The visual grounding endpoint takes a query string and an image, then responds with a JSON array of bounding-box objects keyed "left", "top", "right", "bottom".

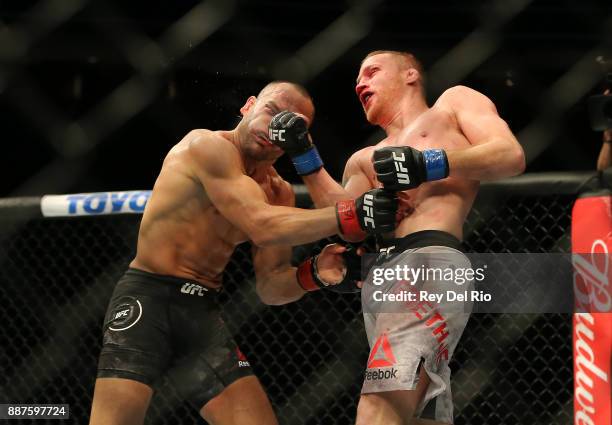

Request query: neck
[
  {"left": 381, "top": 90, "right": 428, "bottom": 137},
  {"left": 227, "top": 126, "right": 274, "bottom": 178},
  {"left": 248, "top": 158, "right": 275, "bottom": 180}
]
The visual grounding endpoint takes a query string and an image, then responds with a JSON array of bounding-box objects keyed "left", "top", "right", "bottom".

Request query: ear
[
  {"left": 404, "top": 68, "right": 420, "bottom": 85},
  {"left": 240, "top": 96, "right": 257, "bottom": 116}
]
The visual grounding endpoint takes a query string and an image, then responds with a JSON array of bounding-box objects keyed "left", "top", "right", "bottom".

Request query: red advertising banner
[{"left": 572, "top": 192, "right": 612, "bottom": 425}]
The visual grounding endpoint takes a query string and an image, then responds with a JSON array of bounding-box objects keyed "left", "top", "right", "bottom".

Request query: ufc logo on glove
[
  {"left": 392, "top": 152, "right": 411, "bottom": 185},
  {"left": 362, "top": 193, "right": 375, "bottom": 229},
  {"left": 269, "top": 128, "right": 286, "bottom": 142}
]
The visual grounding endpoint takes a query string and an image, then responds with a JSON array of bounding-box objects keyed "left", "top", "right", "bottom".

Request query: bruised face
[
  {"left": 240, "top": 83, "right": 314, "bottom": 162},
  {"left": 355, "top": 53, "right": 412, "bottom": 126}
]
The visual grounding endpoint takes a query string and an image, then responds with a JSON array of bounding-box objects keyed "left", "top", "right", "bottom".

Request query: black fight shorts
[{"left": 97, "top": 268, "right": 253, "bottom": 408}]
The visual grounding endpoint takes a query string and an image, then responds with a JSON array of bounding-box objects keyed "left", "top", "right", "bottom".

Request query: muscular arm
[
  {"left": 445, "top": 86, "right": 526, "bottom": 180},
  {"left": 251, "top": 179, "right": 305, "bottom": 305},
  {"left": 253, "top": 244, "right": 304, "bottom": 305},
  {"left": 301, "top": 153, "right": 373, "bottom": 207},
  {"left": 188, "top": 130, "right": 339, "bottom": 247},
  {"left": 301, "top": 153, "right": 375, "bottom": 243}
]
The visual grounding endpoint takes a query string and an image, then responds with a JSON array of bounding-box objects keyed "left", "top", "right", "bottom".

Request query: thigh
[
  {"left": 166, "top": 295, "right": 255, "bottom": 409},
  {"left": 200, "top": 375, "right": 278, "bottom": 425},
  {"left": 89, "top": 377, "right": 153, "bottom": 425},
  {"left": 97, "top": 278, "right": 172, "bottom": 386},
  {"left": 360, "top": 248, "right": 472, "bottom": 423}
]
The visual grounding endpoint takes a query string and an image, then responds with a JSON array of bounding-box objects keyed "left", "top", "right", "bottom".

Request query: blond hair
[{"left": 362, "top": 50, "right": 425, "bottom": 93}]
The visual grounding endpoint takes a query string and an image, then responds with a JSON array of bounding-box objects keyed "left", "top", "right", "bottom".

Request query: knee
[
  {"left": 200, "top": 392, "right": 228, "bottom": 424},
  {"left": 199, "top": 377, "right": 277, "bottom": 425},
  {"left": 356, "top": 394, "right": 380, "bottom": 423},
  {"left": 199, "top": 376, "right": 250, "bottom": 420},
  {"left": 89, "top": 378, "right": 152, "bottom": 425}
]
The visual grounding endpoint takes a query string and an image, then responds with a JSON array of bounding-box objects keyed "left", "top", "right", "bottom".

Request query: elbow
[
  {"left": 255, "top": 280, "right": 284, "bottom": 306},
  {"left": 255, "top": 289, "right": 276, "bottom": 305},
  {"left": 498, "top": 140, "right": 525, "bottom": 177},
  {"left": 510, "top": 144, "right": 526, "bottom": 176},
  {"left": 257, "top": 294, "right": 284, "bottom": 306}
]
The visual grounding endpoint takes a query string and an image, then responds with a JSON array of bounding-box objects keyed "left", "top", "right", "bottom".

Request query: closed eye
[{"left": 266, "top": 102, "right": 282, "bottom": 115}]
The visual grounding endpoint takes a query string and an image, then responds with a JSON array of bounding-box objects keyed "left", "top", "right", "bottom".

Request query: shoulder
[
  {"left": 342, "top": 145, "right": 378, "bottom": 184},
  {"left": 186, "top": 130, "right": 242, "bottom": 176},
  {"left": 437, "top": 85, "right": 497, "bottom": 113},
  {"left": 187, "top": 129, "right": 237, "bottom": 155},
  {"left": 347, "top": 145, "right": 377, "bottom": 167},
  {"left": 439, "top": 85, "right": 489, "bottom": 101}
]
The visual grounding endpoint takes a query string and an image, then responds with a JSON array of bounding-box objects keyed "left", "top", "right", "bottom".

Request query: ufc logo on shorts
[
  {"left": 380, "top": 246, "right": 395, "bottom": 256},
  {"left": 392, "top": 152, "right": 410, "bottom": 185},
  {"left": 114, "top": 309, "right": 130, "bottom": 319},
  {"left": 181, "top": 283, "right": 208, "bottom": 296},
  {"left": 363, "top": 193, "right": 375, "bottom": 229},
  {"left": 269, "top": 128, "right": 285, "bottom": 142}
]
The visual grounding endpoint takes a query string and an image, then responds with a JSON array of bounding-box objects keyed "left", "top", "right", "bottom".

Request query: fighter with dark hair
[{"left": 89, "top": 81, "right": 398, "bottom": 425}]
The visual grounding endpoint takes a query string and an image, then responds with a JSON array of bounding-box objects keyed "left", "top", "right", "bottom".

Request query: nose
[{"left": 355, "top": 81, "right": 367, "bottom": 97}]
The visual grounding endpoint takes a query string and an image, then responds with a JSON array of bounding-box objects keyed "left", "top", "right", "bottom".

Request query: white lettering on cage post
[{"left": 41, "top": 191, "right": 151, "bottom": 217}]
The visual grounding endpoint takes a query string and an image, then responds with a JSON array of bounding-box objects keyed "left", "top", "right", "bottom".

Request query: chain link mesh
[{"left": 0, "top": 192, "right": 574, "bottom": 424}]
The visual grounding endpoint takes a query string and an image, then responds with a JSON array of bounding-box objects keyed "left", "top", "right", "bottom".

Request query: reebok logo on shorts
[
  {"left": 364, "top": 368, "right": 398, "bottom": 380},
  {"left": 367, "top": 333, "right": 396, "bottom": 368},
  {"left": 236, "top": 347, "right": 250, "bottom": 368},
  {"left": 365, "top": 333, "right": 398, "bottom": 381}
]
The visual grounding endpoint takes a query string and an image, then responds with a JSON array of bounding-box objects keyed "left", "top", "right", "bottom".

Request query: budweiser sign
[
  {"left": 574, "top": 312, "right": 609, "bottom": 425},
  {"left": 573, "top": 240, "right": 611, "bottom": 313},
  {"left": 572, "top": 194, "right": 612, "bottom": 425}
]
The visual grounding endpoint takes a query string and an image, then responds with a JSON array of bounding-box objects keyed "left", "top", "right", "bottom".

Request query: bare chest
[
  {"left": 359, "top": 109, "right": 469, "bottom": 184},
  {"left": 391, "top": 109, "right": 468, "bottom": 151}
]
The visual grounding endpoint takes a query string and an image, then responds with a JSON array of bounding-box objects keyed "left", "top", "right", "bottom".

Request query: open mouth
[{"left": 360, "top": 91, "right": 374, "bottom": 109}]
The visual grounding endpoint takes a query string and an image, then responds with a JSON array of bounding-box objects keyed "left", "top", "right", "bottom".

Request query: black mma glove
[
  {"left": 268, "top": 110, "right": 323, "bottom": 175},
  {"left": 329, "top": 246, "right": 362, "bottom": 293},
  {"left": 335, "top": 189, "right": 397, "bottom": 240},
  {"left": 372, "top": 146, "right": 449, "bottom": 191},
  {"left": 296, "top": 246, "right": 363, "bottom": 293}
]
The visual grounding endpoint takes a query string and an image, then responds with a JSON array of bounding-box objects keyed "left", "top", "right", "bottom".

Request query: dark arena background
[{"left": 1, "top": 1, "right": 611, "bottom": 424}]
